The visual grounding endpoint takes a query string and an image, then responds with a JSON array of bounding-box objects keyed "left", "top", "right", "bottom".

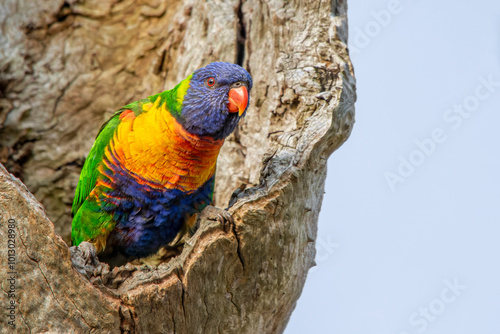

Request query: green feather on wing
[
  {"left": 71, "top": 100, "right": 145, "bottom": 217},
  {"left": 71, "top": 112, "right": 120, "bottom": 217}
]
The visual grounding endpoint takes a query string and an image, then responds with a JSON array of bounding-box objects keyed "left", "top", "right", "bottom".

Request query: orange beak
[{"left": 227, "top": 86, "right": 248, "bottom": 116}]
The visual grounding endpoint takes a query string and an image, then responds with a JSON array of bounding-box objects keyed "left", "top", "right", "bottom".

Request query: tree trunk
[{"left": 0, "top": 0, "right": 355, "bottom": 332}]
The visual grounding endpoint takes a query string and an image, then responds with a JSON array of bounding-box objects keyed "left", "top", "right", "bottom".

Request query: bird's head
[{"left": 177, "top": 62, "right": 252, "bottom": 140}]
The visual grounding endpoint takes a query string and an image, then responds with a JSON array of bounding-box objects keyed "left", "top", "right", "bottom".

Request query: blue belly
[{"left": 101, "top": 171, "right": 214, "bottom": 259}]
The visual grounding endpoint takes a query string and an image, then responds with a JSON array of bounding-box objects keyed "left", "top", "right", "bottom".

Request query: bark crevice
[{"left": 236, "top": 1, "right": 247, "bottom": 67}]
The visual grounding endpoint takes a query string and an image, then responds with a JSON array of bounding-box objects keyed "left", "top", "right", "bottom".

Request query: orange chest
[{"left": 106, "top": 105, "right": 223, "bottom": 192}]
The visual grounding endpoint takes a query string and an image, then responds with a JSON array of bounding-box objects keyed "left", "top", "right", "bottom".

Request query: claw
[
  {"left": 198, "top": 205, "right": 235, "bottom": 234},
  {"left": 79, "top": 241, "right": 99, "bottom": 266},
  {"left": 70, "top": 241, "right": 103, "bottom": 278},
  {"left": 216, "top": 211, "right": 234, "bottom": 233}
]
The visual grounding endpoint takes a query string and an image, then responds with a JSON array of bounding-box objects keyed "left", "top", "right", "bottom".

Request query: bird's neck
[{"left": 149, "top": 74, "right": 192, "bottom": 118}]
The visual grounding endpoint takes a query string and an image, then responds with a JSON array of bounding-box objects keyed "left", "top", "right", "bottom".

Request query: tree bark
[{"left": 0, "top": 0, "right": 355, "bottom": 332}]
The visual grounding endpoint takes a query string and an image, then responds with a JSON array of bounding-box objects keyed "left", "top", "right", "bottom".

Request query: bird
[{"left": 71, "top": 62, "right": 252, "bottom": 264}]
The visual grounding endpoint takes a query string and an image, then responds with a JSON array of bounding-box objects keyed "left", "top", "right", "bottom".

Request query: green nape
[{"left": 149, "top": 74, "right": 192, "bottom": 117}]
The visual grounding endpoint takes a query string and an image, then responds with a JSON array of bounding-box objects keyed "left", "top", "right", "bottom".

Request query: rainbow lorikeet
[{"left": 71, "top": 62, "right": 252, "bottom": 262}]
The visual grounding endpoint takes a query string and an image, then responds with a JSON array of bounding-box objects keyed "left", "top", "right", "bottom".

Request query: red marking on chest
[{"left": 119, "top": 109, "right": 135, "bottom": 121}]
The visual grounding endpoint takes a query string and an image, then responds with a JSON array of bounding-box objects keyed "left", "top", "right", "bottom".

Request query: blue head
[{"left": 179, "top": 62, "right": 252, "bottom": 140}]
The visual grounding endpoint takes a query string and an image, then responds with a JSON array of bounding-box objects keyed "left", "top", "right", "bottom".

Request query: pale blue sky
[{"left": 287, "top": 0, "right": 500, "bottom": 333}]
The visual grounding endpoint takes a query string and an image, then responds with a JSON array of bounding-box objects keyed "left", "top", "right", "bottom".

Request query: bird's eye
[{"left": 206, "top": 77, "right": 216, "bottom": 87}]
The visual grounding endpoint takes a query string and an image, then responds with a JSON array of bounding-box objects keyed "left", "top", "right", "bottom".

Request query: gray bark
[{"left": 0, "top": 0, "right": 355, "bottom": 332}]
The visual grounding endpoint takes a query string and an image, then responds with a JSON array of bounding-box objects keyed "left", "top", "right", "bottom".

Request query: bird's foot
[
  {"left": 70, "top": 241, "right": 104, "bottom": 278},
  {"left": 198, "top": 205, "right": 235, "bottom": 234},
  {"left": 80, "top": 241, "right": 99, "bottom": 266}
]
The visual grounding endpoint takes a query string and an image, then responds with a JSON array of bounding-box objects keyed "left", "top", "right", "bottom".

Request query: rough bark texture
[{"left": 0, "top": 0, "right": 355, "bottom": 332}]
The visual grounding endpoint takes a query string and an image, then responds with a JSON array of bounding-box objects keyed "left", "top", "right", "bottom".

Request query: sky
[{"left": 286, "top": 0, "right": 500, "bottom": 333}]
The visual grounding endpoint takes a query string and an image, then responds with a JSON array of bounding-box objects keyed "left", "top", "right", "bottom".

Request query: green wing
[
  {"left": 71, "top": 101, "right": 144, "bottom": 217},
  {"left": 71, "top": 113, "right": 119, "bottom": 217}
]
